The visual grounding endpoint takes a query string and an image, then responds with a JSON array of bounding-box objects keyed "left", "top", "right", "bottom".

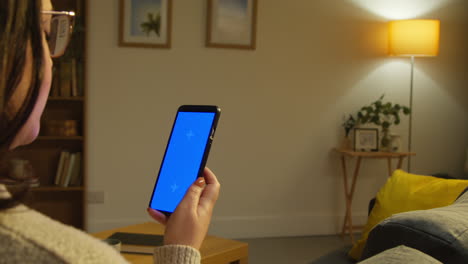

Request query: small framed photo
[
  {"left": 354, "top": 128, "right": 379, "bottom": 152},
  {"left": 206, "top": 0, "right": 258, "bottom": 50},
  {"left": 119, "top": 0, "right": 172, "bottom": 48}
]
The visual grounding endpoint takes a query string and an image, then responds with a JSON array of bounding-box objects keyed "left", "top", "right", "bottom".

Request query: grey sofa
[{"left": 310, "top": 188, "right": 468, "bottom": 264}]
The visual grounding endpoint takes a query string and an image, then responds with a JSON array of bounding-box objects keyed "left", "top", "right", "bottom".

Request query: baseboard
[
  {"left": 87, "top": 213, "right": 368, "bottom": 239},
  {"left": 210, "top": 212, "right": 368, "bottom": 239}
]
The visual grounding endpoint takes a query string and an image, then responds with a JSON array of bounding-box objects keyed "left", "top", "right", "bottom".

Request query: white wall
[{"left": 86, "top": 0, "right": 468, "bottom": 238}]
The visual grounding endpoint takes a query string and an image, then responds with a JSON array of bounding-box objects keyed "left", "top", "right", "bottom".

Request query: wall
[{"left": 86, "top": 0, "right": 468, "bottom": 238}]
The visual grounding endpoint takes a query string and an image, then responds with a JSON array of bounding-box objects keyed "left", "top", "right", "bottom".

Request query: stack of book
[
  {"left": 50, "top": 58, "right": 83, "bottom": 97},
  {"left": 106, "top": 232, "right": 164, "bottom": 254},
  {"left": 55, "top": 151, "right": 82, "bottom": 187}
]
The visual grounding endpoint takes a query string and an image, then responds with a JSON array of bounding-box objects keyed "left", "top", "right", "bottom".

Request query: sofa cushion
[
  {"left": 361, "top": 191, "right": 468, "bottom": 263},
  {"left": 359, "top": 245, "right": 441, "bottom": 264},
  {"left": 348, "top": 170, "right": 468, "bottom": 260}
]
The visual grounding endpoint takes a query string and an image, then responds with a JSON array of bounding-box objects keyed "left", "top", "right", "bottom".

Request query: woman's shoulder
[{"left": 0, "top": 204, "right": 129, "bottom": 264}]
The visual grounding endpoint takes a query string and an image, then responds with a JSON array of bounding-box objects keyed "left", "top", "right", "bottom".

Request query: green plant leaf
[
  {"left": 395, "top": 115, "right": 400, "bottom": 125},
  {"left": 353, "top": 94, "right": 410, "bottom": 131}
]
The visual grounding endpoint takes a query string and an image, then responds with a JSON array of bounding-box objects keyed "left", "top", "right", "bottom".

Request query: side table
[
  {"left": 92, "top": 222, "right": 248, "bottom": 264},
  {"left": 334, "top": 149, "right": 415, "bottom": 244}
]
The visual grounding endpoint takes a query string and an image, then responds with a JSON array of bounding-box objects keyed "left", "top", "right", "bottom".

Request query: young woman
[{"left": 0, "top": 0, "right": 220, "bottom": 263}]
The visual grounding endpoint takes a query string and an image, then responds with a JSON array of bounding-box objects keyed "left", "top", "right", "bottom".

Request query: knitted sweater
[{"left": 0, "top": 204, "right": 201, "bottom": 264}]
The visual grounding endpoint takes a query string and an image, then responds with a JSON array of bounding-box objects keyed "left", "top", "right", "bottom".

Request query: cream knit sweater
[{"left": 0, "top": 204, "right": 200, "bottom": 264}]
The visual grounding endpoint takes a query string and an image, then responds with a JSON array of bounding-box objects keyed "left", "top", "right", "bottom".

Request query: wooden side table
[
  {"left": 334, "top": 149, "right": 415, "bottom": 244},
  {"left": 92, "top": 222, "right": 248, "bottom": 264}
]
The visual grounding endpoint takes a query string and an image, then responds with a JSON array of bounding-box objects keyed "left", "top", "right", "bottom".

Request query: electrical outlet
[{"left": 87, "top": 191, "right": 105, "bottom": 204}]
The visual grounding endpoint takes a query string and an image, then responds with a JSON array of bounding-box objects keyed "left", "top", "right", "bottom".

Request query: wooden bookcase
[{"left": 13, "top": 0, "right": 87, "bottom": 229}]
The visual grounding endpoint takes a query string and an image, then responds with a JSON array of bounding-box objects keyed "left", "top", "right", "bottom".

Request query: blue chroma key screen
[{"left": 150, "top": 111, "right": 215, "bottom": 213}]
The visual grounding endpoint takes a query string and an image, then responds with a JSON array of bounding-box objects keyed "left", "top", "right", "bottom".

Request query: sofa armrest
[{"left": 362, "top": 192, "right": 468, "bottom": 264}]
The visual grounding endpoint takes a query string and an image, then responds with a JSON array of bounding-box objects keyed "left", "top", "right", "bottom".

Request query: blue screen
[{"left": 150, "top": 111, "right": 215, "bottom": 213}]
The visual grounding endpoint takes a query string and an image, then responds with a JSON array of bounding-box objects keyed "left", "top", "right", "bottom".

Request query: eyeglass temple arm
[{"left": 41, "top": 10, "right": 75, "bottom": 17}]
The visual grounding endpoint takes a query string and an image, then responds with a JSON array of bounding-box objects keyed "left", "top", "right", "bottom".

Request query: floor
[{"left": 239, "top": 235, "right": 353, "bottom": 264}]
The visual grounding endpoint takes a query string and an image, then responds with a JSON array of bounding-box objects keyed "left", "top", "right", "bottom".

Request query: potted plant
[
  {"left": 356, "top": 95, "right": 410, "bottom": 151},
  {"left": 341, "top": 114, "right": 356, "bottom": 150}
]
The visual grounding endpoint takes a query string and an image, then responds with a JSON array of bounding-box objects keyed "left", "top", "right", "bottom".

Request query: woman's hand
[{"left": 147, "top": 167, "right": 220, "bottom": 250}]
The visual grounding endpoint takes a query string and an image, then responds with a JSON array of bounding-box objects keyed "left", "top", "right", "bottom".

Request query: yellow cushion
[{"left": 348, "top": 169, "right": 468, "bottom": 260}]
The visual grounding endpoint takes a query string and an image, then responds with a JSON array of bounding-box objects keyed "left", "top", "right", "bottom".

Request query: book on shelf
[
  {"left": 59, "top": 61, "right": 72, "bottom": 97},
  {"left": 71, "top": 58, "right": 78, "bottom": 97},
  {"left": 70, "top": 152, "right": 82, "bottom": 186},
  {"left": 59, "top": 152, "right": 71, "bottom": 186},
  {"left": 55, "top": 151, "right": 69, "bottom": 185},
  {"left": 55, "top": 151, "right": 82, "bottom": 187},
  {"left": 61, "top": 153, "right": 75, "bottom": 187},
  {"left": 50, "top": 65, "right": 60, "bottom": 97},
  {"left": 76, "top": 61, "right": 84, "bottom": 96}
]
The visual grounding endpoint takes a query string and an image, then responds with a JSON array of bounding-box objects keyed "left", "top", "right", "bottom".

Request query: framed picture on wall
[
  {"left": 119, "top": 0, "right": 172, "bottom": 48},
  {"left": 206, "top": 0, "right": 258, "bottom": 50},
  {"left": 354, "top": 128, "right": 379, "bottom": 152}
]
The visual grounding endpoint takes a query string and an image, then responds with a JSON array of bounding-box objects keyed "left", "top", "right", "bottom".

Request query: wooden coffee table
[{"left": 92, "top": 222, "right": 248, "bottom": 264}]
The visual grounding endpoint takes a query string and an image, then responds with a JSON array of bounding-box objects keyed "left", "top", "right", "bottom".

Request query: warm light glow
[
  {"left": 349, "top": 0, "right": 449, "bottom": 20},
  {"left": 388, "top": 20, "right": 440, "bottom": 57}
]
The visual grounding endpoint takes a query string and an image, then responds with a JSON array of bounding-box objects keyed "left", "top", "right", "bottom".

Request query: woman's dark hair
[{"left": 0, "top": 0, "right": 44, "bottom": 209}]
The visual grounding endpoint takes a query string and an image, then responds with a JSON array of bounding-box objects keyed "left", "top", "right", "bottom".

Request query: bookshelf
[{"left": 14, "top": 0, "right": 87, "bottom": 229}]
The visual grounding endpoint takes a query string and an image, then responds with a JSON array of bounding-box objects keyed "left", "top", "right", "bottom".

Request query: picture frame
[
  {"left": 354, "top": 128, "right": 379, "bottom": 152},
  {"left": 206, "top": 0, "right": 258, "bottom": 50},
  {"left": 119, "top": 0, "right": 172, "bottom": 48}
]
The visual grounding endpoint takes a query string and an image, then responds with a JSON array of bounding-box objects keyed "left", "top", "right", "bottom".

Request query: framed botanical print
[
  {"left": 119, "top": 0, "right": 172, "bottom": 48},
  {"left": 354, "top": 128, "right": 379, "bottom": 152},
  {"left": 206, "top": 0, "right": 258, "bottom": 50}
]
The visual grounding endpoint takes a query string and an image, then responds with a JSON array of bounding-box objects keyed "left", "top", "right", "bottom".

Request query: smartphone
[{"left": 149, "top": 105, "right": 221, "bottom": 215}]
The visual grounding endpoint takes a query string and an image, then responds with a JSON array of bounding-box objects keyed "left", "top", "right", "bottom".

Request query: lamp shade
[{"left": 388, "top": 19, "right": 440, "bottom": 57}]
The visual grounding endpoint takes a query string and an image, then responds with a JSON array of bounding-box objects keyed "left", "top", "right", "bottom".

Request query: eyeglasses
[{"left": 41, "top": 11, "right": 75, "bottom": 58}]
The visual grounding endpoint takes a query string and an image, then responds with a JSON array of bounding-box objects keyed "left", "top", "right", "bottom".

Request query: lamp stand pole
[{"left": 408, "top": 56, "right": 415, "bottom": 172}]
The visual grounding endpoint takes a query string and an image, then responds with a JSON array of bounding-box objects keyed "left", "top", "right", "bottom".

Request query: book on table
[{"left": 107, "top": 232, "right": 164, "bottom": 254}]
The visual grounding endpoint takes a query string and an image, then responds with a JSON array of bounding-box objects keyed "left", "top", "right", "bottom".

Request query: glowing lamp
[{"left": 389, "top": 19, "right": 440, "bottom": 56}]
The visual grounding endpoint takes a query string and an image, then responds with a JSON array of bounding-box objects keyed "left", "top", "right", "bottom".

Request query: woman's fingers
[
  {"left": 177, "top": 177, "right": 206, "bottom": 211},
  {"left": 199, "top": 167, "right": 220, "bottom": 212},
  {"left": 156, "top": 167, "right": 221, "bottom": 249},
  {"left": 203, "top": 167, "right": 219, "bottom": 185},
  {"left": 147, "top": 208, "right": 168, "bottom": 225}
]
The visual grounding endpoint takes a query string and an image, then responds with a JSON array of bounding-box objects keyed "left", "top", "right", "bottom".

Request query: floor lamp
[{"left": 388, "top": 19, "right": 440, "bottom": 172}]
